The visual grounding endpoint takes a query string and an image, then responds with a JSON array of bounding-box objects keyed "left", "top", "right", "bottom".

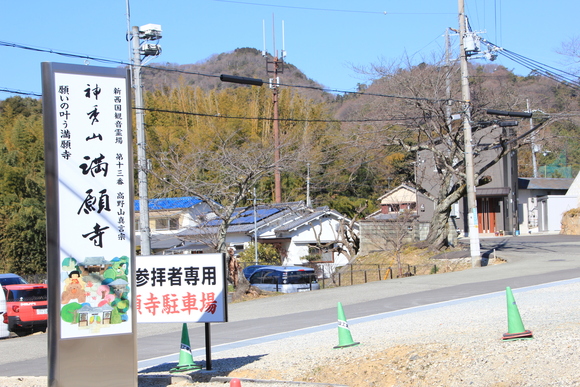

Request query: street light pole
[{"left": 458, "top": 0, "right": 481, "bottom": 266}]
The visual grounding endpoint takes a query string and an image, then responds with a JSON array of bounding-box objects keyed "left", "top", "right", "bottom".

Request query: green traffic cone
[
  {"left": 170, "top": 323, "right": 201, "bottom": 372},
  {"left": 333, "top": 302, "right": 360, "bottom": 349},
  {"left": 502, "top": 287, "right": 533, "bottom": 341}
]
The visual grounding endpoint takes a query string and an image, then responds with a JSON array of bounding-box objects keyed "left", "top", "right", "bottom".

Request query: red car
[{"left": 2, "top": 284, "right": 48, "bottom": 336}]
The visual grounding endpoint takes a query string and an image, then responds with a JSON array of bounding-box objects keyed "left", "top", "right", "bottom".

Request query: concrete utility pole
[
  {"left": 444, "top": 28, "right": 453, "bottom": 131},
  {"left": 306, "top": 162, "right": 311, "bottom": 208},
  {"left": 527, "top": 99, "right": 539, "bottom": 178},
  {"left": 272, "top": 72, "right": 281, "bottom": 203},
  {"left": 458, "top": 0, "right": 481, "bottom": 266},
  {"left": 132, "top": 26, "right": 151, "bottom": 256},
  {"left": 253, "top": 188, "right": 259, "bottom": 264},
  {"left": 132, "top": 24, "right": 162, "bottom": 255}
]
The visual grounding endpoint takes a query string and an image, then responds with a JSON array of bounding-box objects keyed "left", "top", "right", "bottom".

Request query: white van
[{"left": 0, "top": 286, "right": 9, "bottom": 338}]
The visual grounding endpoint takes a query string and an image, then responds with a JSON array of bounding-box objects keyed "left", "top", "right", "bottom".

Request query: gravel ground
[{"left": 3, "top": 278, "right": 580, "bottom": 387}]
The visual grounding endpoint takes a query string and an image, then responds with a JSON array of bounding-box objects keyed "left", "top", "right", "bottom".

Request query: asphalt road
[{"left": 2, "top": 234, "right": 580, "bottom": 377}]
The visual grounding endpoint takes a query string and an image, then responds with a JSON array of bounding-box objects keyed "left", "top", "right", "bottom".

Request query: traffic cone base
[
  {"left": 170, "top": 323, "right": 201, "bottom": 373},
  {"left": 334, "top": 302, "right": 360, "bottom": 349},
  {"left": 334, "top": 341, "right": 360, "bottom": 349},
  {"left": 503, "top": 287, "right": 533, "bottom": 341},
  {"left": 502, "top": 330, "right": 533, "bottom": 341},
  {"left": 169, "top": 364, "right": 202, "bottom": 373}
]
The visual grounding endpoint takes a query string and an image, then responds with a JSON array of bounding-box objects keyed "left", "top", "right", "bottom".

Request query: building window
[
  {"left": 307, "top": 244, "right": 334, "bottom": 263},
  {"left": 386, "top": 203, "right": 417, "bottom": 213},
  {"left": 154, "top": 217, "right": 180, "bottom": 231}
]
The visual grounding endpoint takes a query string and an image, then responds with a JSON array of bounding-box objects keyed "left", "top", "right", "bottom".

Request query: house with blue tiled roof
[
  {"left": 136, "top": 198, "right": 359, "bottom": 272},
  {"left": 174, "top": 201, "right": 358, "bottom": 270},
  {"left": 134, "top": 196, "right": 213, "bottom": 254},
  {"left": 134, "top": 196, "right": 204, "bottom": 212}
]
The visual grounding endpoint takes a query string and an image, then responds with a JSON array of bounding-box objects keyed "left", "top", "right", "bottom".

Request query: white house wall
[
  {"left": 537, "top": 195, "right": 578, "bottom": 232},
  {"left": 518, "top": 189, "right": 540, "bottom": 234},
  {"left": 380, "top": 187, "right": 416, "bottom": 205},
  {"left": 282, "top": 218, "right": 350, "bottom": 266},
  {"left": 183, "top": 203, "right": 213, "bottom": 228}
]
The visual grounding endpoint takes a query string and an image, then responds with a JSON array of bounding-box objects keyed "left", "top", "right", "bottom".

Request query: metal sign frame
[
  {"left": 136, "top": 253, "right": 228, "bottom": 324},
  {"left": 42, "top": 62, "right": 136, "bottom": 387}
]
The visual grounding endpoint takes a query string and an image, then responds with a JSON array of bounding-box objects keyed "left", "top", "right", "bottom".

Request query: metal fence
[{"left": 313, "top": 260, "right": 471, "bottom": 288}]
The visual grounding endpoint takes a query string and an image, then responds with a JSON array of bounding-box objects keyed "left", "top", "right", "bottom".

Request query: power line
[
  {"left": 0, "top": 88, "right": 41, "bottom": 97},
  {"left": 483, "top": 39, "right": 580, "bottom": 90},
  {"left": 139, "top": 107, "right": 422, "bottom": 123},
  {"left": 276, "top": 81, "right": 461, "bottom": 103},
  {"left": 0, "top": 40, "right": 124, "bottom": 67},
  {"left": 0, "top": 40, "right": 460, "bottom": 103},
  {"left": 211, "top": 0, "right": 455, "bottom": 15}
]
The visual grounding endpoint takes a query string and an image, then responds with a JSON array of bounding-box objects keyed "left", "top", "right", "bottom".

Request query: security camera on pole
[{"left": 131, "top": 23, "right": 162, "bottom": 255}]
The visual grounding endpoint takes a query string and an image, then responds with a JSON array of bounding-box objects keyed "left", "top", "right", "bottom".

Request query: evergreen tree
[{"left": 0, "top": 97, "right": 46, "bottom": 274}]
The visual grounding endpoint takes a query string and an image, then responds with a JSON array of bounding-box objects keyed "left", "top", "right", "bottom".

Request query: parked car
[
  {"left": 0, "top": 273, "right": 28, "bottom": 287},
  {"left": 242, "top": 264, "right": 268, "bottom": 280},
  {"left": 248, "top": 266, "right": 320, "bottom": 293},
  {"left": 0, "top": 287, "right": 8, "bottom": 338},
  {"left": 2, "top": 284, "right": 48, "bottom": 336}
]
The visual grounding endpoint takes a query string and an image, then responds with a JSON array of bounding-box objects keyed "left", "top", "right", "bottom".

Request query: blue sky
[{"left": 1, "top": 0, "right": 578, "bottom": 98}]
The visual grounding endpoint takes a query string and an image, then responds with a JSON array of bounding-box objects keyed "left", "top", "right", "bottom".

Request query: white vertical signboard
[
  {"left": 43, "top": 62, "right": 136, "bottom": 387},
  {"left": 54, "top": 71, "right": 133, "bottom": 338}
]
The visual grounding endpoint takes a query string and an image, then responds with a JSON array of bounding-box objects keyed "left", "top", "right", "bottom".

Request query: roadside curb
[
  {"left": 138, "top": 373, "right": 194, "bottom": 386},
  {"left": 0, "top": 376, "right": 46, "bottom": 386},
  {"left": 210, "top": 376, "right": 349, "bottom": 386}
]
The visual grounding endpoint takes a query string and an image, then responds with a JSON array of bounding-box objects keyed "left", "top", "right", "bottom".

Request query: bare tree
[
  {"left": 307, "top": 207, "right": 362, "bottom": 263},
  {"left": 556, "top": 35, "right": 580, "bottom": 72},
  {"left": 150, "top": 127, "right": 295, "bottom": 254},
  {"left": 343, "top": 54, "right": 560, "bottom": 250},
  {"left": 365, "top": 208, "right": 419, "bottom": 277}
]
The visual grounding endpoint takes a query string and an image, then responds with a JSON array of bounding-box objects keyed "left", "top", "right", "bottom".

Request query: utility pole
[
  {"left": 272, "top": 74, "right": 281, "bottom": 203},
  {"left": 458, "top": 0, "right": 481, "bottom": 266},
  {"left": 131, "top": 24, "right": 162, "bottom": 256},
  {"left": 444, "top": 28, "right": 453, "bottom": 131},
  {"left": 253, "top": 188, "right": 259, "bottom": 264},
  {"left": 527, "top": 99, "right": 539, "bottom": 178},
  {"left": 265, "top": 15, "right": 285, "bottom": 203},
  {"left": 306, "top": 162, "right": 311, "bottom": 208}
]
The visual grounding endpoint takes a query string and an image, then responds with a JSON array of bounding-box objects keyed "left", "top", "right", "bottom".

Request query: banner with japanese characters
[
  {"left": 43, "top": 63, "right": 134, "bottom": 340},
  {"left": 136, "top": 254, "right": 228, "bottom": 323}
]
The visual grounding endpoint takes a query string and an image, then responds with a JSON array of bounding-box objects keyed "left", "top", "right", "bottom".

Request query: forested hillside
[
  {"left": 0, "top": 97, "right": 46, "bottom": 273},
  {"left": 0, "top": 48, "right": 579, "bottom": 272},
  {"left": 141, "top": 49, "right": 580, "bottom": 212},
  {"left": 142, "top": 47, "right": 330, "bottom": 102}
]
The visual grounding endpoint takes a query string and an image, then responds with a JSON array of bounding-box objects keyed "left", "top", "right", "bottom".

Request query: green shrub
[
  {"left": 301, "top": 253, "right": 322, "bottom": 262},
  {"left": 238, "top": 243, "right": 281, "bottom": 264}
]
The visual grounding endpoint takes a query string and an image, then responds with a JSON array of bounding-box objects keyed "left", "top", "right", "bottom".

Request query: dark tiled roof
[
  {"left": 476, "top": 187, "right": 510, "bottom": 197},
  {"left": 206, "top": 207, "right": 283, "bottom": 226},
  {"left": 275, "top": 207, "right": 336, "bottom": 233},
  {"left": 518, "top": 178, "right": 574, "bottom": 190},
  {"left": 177, "top": 202, "right": 307, "bottom": 237},
  {"left": 136, "top": 234, "right": 183, "bottom": 249}
]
